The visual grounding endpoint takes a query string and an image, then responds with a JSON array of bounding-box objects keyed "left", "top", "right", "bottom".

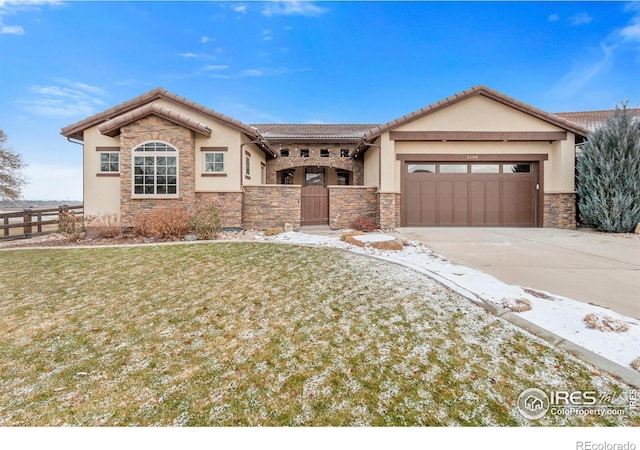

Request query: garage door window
[
  {"left": 408, "top": 164, "right": 436, "bottom": 173},
  {"left": 439, "top": 164, "right": 468, "bottom": 173},
  {"left": 471, "top": 164, "right": 500, "bottom": 173},
  {"left": 505, "top": 164, "right": 531, "bottom": 173}
]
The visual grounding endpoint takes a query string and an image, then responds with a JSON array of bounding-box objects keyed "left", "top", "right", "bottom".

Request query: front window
[
  {"left": 204, "top": 152, "right": 225, "bottom": 173},
  {"left": 99, "top": 152, "right": 119, "bottom": 173},
  {"left": 336, "top": 170, "right": 350, "bottom": 186},
  {"left": 133, "top": 142, "right": 178, "bottom": 196}
]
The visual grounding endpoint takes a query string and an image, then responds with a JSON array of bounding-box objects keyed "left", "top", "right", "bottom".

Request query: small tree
[
  {"left": 576, "top": 104, "right": 640, "bottom": 232},
  {"left": 0, "top": 129, "right": 27, "bottom": 200}
]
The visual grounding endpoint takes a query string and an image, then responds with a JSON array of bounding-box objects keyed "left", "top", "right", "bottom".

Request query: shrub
[
  {"left": 134, "top": 207, "right": 190, "bottom": 239},
  {"left": 86, "top": 214, "right": 121, "bottom": 239},
  {"left": 188, "top": 201, "right": 223, "bottom": 240},
  {"left": 57, "top": 210, "right": 85, "bottom": 242},
  {"left": 576, "top": 104, "right": 640, "bottom": 232},
  {"left": 349, "top": 216, "right": 378, "bottom": 232}
]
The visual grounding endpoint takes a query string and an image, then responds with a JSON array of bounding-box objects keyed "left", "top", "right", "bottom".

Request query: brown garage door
[{"left": 403, "top": 162, "right": 537, "bottom": 227}]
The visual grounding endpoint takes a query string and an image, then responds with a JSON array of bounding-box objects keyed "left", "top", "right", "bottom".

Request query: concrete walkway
[{"left": 395, "top": 227, "right": 640, "bottom": 319}]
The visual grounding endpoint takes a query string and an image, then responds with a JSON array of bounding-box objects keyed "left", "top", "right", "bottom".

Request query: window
[
  {"left": 245, "top": 151, "right": 251, "bottom": 178},
  {"left": 99, "top": 152, "right": 119, "bottom": 173},
  {"left": 471, "top": 164, "right": 499, "bottom": 173},
  {"left": 340, "top": 149, "right": 350, "bottom": 158},
  {"left": 336, "top": 170, "right": 350, "bottom": 186},
  {"left": 305, "top": 167, "right": 325, "bottom": 186},
  {"left": 320, "top": 149, "right": 330, "bottom": 157},
  {"left": 408, "top": 164, "right": 435, "bottom": 174},
  {"left": 203, "top": 152, "right": 224, "bottom": 173},
  {"left": 506, "top": 164, "right": 531, "bottom": 173},
  {"left": 300, "top": 149, "right": 309, "bottom": 158},
  {"left": 439, "top": 164, "right": 468, "bottom": 174},
  {"left": 280, "top": 149, "right": 289, "bottom": 157},
  {"left": 133, "top": 142, "right": 178, "bottom": 196},
  {"left": 280, "top": 170, "right": 295, "bottom": 185}
]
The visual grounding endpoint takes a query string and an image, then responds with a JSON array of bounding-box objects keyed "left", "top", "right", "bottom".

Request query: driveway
[{"left": 396, "top": 227, "right": 640, "bottom": 319}]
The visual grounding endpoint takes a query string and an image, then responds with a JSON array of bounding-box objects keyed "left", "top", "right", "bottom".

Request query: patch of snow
[{"left": 264, "top": 231, "right": 640, "bottom": 371}]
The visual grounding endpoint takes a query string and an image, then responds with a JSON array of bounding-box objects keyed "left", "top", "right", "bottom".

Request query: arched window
[{"left": 132, "top": 142, "right": 178, "bottom": 196}]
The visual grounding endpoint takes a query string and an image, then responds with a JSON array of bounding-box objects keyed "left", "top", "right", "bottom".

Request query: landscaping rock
[
  {"left": 284, "top": 222, "right": 293, "bottom": 232},
  {"left": 370, "top": 239, "right": 404, "bottom": 251}
]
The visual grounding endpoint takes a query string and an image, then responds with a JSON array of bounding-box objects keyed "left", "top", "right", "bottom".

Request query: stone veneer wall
[
  {"left": 328, "top": 186, "right": 377, "bottom": 229},
  {"left": 544, "top": 193, "right": 576, "bottom": 229},
  {"left": 243, "top": 185, "right": 302, "bottom": 230},
  {"left": 266, "top": 144, "right": 364, "bottom": 185},
  {"left": 119, "top": 116, "right": 196, "bottom": 226},
  {"left": 195, "top": 192, "right": 243, "bottom": 229},
  {"left": 378, "top": 193, "right": 401, "bottom": 230}
]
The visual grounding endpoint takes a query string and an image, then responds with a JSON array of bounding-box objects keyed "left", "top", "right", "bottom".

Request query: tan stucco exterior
[
  {"left": 368, "top": 95, "right": 577, "bottom": 196},
  {"left": 64, "top": 85, "right": 588, "bottom": 231}
]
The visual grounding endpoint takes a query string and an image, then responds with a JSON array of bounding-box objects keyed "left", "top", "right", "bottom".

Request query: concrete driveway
[{"left": 396, "top": 227, "right": 640, "bottom": 319}]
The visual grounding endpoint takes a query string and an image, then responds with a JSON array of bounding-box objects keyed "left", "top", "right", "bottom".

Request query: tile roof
[
  {"left": 359, "top": 85, "right": 590, "bottom": 148},
  {"left": 554, "top": 108, "right": 640, "bottom": 132},
  {"left": 99, "top": 103, "right": 212, "bottom": 137},
  {"left": 251, "top": 123, "right": 378, "bottom": 143},
  {"left": 61, "top": 87, "right": 275, "bottom": 156}
]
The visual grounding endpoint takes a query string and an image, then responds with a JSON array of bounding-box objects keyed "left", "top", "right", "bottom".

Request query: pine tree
[
  {"left": 576, "top": 105, "right": 640, "bottom": 232},
  {"left": 0, "top": 129, "right": 27, "bottom": 200}
]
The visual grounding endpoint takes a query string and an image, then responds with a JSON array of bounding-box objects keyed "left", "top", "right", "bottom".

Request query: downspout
[{"left": 66, "top": 136, "right": 85, "bottom": 212}]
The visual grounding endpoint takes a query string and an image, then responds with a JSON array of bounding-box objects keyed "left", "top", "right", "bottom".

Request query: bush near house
[
  {"left": 188, "top": 201, "right": 224, "bottom": 240},
  {"left": 133, "top": 207, "right": 191, "bottom": 239},
  {"left": 349, "top": 216, "right": 378, "bottom": 232},
  {"left": 577, "top": 104, "right": 640, "bottom": 233},
  {"left": 57, "top": 210, "right": 85, "bottom": 242}
]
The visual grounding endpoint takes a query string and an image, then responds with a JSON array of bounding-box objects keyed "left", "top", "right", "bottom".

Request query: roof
[
  {"left": 357, "top": 85, "right": 591, "bottom": 154},
  {"left": 554, "top": 108, "right": 640, "bottom": 133},
  {"left": 251, "top": 123, "right": 377, "bottom": 144},
  {"left": 60, "top": 87, "right": 275, "bottom": 156},
  {"left": 98, "top": 103, "right": 212, "bottom": 138}
]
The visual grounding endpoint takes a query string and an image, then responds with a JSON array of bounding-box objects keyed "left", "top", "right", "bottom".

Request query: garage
[{"left": 403, "top": 160, "right": 539, "bottom": 227}]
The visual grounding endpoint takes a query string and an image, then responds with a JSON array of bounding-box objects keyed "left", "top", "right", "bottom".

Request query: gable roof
[
  {"left": 356, "top": 85, "right": 590, "bottom": 154},
  {"left": 98, "top": 102, "right": 212, "bottom": 137},
  {"left": 61, "top": 87, "right": 275, "bottom": 156},
  {"left": 554, "top": 108, "right": 640, "bottom": 133},
  {"left": 251, "top": 123, "right": 377, "bottom": 144}
]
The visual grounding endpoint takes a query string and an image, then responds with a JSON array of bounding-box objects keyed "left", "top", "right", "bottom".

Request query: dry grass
[
  {"left": 583, "top": 313, "right": 630, "bottom": 333},
  {"left": 0, "top": 243, "right": 637, "bottom": 426},
  {"left": 501, "top": 298, "right": 533, "bottom": 313}
]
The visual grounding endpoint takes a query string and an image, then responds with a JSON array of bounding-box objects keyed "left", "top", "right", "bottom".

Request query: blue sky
[{"left": 1, "top": 1, "right": 639, "bottom": 201}]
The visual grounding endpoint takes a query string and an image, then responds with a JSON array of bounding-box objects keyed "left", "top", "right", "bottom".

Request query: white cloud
[
  {"left": 0, "top": 23, "right": 23, "bottom": 34},
  {"left": 263, "top": 29, "right": 273, "bottom": 41},
  {"left": 548, "top": 43, "right": 614, "bottom": 98},
  {"left": 233, "top": 4, "right": 246, "bottom": 14},
  {"left": 21, "top": 163, "right": 82, "bottom": 201},
  {"left": 201, "top": 64, "right": 228, "bottom": 71},
  {"left": 20, "top": 81, "right": 106, "bottom": 118},
  {"left": 548, "top": 13, "right": 560, "bottom": 22},
  {"left": 620, "top": 16, "right": 640, "bottom": 42},
  {"left": 262, "top": 1, "right": 327, "bottom": 17},
  {"left": 568, "top": 12, "right": 593, "bottom": 26},
  {"left": 177, "top": 52, "right": 198, "bottom": 58},
  {"left": 200, "top": 36, "right": 214, "bottom": 44}
]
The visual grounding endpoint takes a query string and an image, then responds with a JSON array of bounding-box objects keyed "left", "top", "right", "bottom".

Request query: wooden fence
[{"left": 0, "top": 205, "right": 83, "bottom": 241}]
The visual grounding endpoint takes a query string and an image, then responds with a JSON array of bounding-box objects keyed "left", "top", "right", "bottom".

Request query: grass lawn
[{"left": 0, "top": 242, "right": 636, "bottom": 426}]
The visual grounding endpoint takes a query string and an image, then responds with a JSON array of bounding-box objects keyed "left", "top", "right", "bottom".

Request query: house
[{"left": 61, "top": 85, "right": 591, "bottom": 230}]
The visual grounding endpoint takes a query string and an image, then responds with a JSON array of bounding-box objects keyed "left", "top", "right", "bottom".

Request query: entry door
[{"left": 301, "top": 168, "right": 328, "bottom": 225}]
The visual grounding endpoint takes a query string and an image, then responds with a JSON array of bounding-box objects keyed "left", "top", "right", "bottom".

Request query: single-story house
[{"left": 62, "top": 85, "right": 601, "bottom": 230}]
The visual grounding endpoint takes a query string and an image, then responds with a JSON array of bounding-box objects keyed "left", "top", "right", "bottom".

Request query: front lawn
[{"left": 0, "top": 242, "right": 636, "bottom": 426}]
